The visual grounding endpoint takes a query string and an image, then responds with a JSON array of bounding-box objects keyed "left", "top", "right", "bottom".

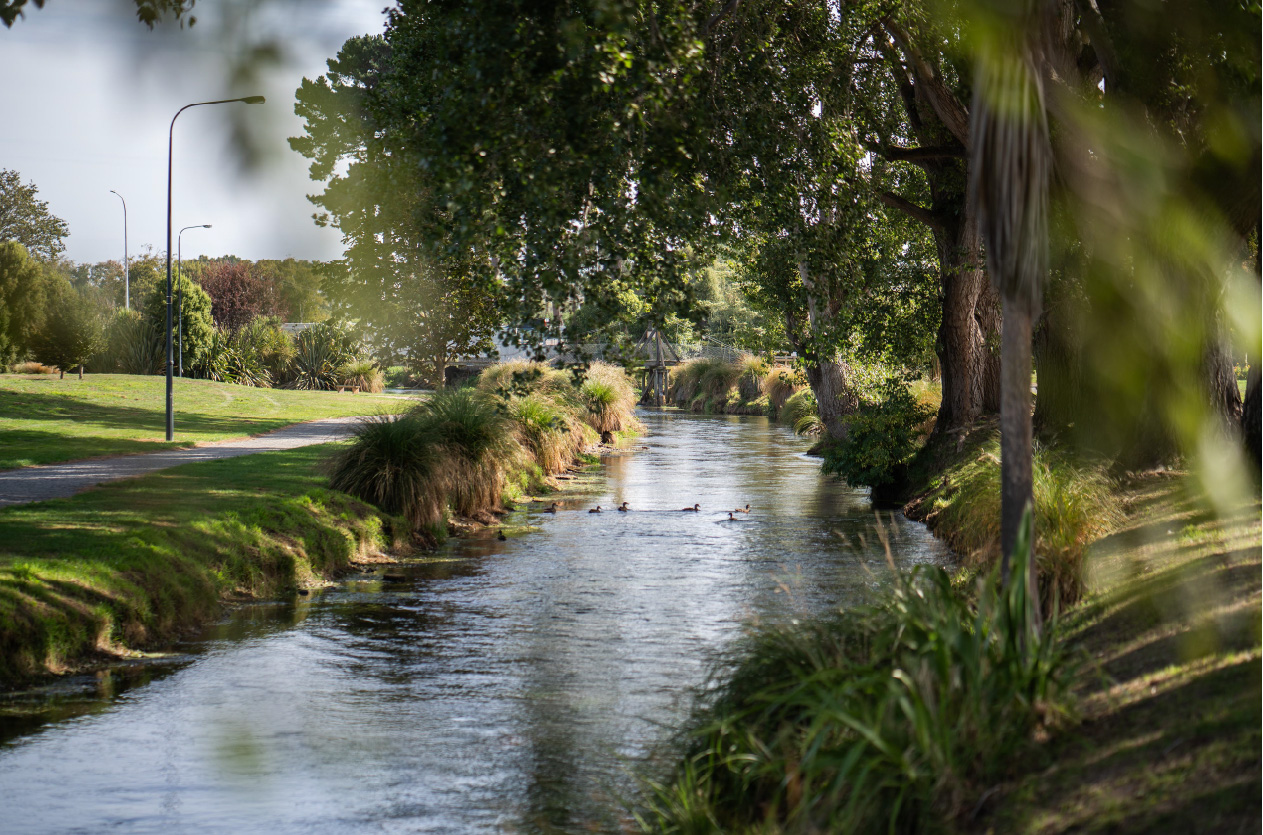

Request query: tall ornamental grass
[
  {"left": 922, "top": 439, "right": 1122, "bottom": 611},
  {"left": 331, "top": 361, "right": 638, "bottom": 531},
  {"left": 641, "top": 516, "right": 1073, "bottom": 834}
]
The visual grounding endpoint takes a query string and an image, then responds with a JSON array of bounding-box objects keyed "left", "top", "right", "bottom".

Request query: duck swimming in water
[
  {"left": 726, "top": 512, "right": 736, "bottom": 521},
  {"left": 617, "top": 502, "right": 630, "bottom": 512},
  {"left": 497, "top": 529, "right": 507, "bottom": 541},
  {"left": 681, "top": 503, "right": 700, "bottom": 512},
  {"left": 589, "top": 505, "right": 602, "bottom": 513},
  {"left": 733, "top": 504, "right": 751, "bottom": 513},
  {"left": 543, "top": 502, "right": 559, "bottom": 513}
]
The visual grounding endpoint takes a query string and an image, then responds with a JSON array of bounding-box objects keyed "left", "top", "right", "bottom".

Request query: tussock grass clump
[
  {"left": 780, "top": 388, "right": 822, "bottom": 436},
  {"left": 338, "top": 359, "right": 385, "bottom": 393},
  {"left": 918, "top": 436, "right": 1123, "bottom": 610},
  {"left": 763, "top": 364, "right": 805, "bottom": 415},
  {"left": 333, "top": 361, "right": 638, "bottom": 531},
  {"left": 583, "top": 361, "right": 640, "bottom": 435},
  {"left": 642, "top": 525, "right": 1073, "bottom": 834},
  {"left": 8, "top": 361, "right": 56, "bottom": 374},
  {"left": 735, "top": 355, "right": 770, "bottom": 402},
  {"left": 668, "top": 356, "right": 772, "bottom": 415}
]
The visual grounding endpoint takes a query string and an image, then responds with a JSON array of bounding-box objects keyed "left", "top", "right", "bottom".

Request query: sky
[{"left": 0, "top": 0, "right": 391, "bottom": 265}]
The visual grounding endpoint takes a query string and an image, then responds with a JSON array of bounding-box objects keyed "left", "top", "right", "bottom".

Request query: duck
[
  {"left": 589, "top": 505, "right": 602, "bottom": 513},
  {"left": 543, "top": 502, "right": 559, "bottom": 513},
  {"left": 727, "top": 512, "right": 737, "bottom": 521},
  {"left": 617, "top": 502, "right": 630, "bottom": 512},
  {"left": 733, "top": 504, "right": 751, "bottom": 513},
  {"left": 681, "top": 503, "right": 700, "bottom": 512},
  {"left": 497, "top": 529, "right": 507, "bottom": 541}
]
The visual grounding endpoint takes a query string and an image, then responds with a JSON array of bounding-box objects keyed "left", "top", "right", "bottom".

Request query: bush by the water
[
  {"left": 339, "top": 359, "right": 385, "bottom": 393},
  {"left": 823, "top": 374, "right": 935, "bottom": 488},
  {"left": 642, "top": 522, "right": 1073, "bottom": 834},
  {"left": 330, "top": 361, "right": 639, "bottom": 534}
]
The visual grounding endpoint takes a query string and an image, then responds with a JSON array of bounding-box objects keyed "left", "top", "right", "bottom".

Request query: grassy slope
[
  {"left": 0, "top": 373, "right": 404, "bottom": 470},
  {"left": 984, "top": 476, "right": 1261, "bottom": 834},
  {"left": 0, "top": 443, "right": 405, "bottom": 684}
]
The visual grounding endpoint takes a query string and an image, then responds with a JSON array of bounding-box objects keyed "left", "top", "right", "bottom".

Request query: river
[{"left": 0, "top": 409, "right": 949, "bottom": 834}]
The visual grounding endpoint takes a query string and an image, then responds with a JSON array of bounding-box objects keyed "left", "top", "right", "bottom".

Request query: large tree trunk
[
  {"left": 933, "top": 212, "right": 1002, "bottom": 436},
  {"left": 1000, "top": 300, "right": 1035, "bottom": 582},
  {"left": 806, "top": 358, "right": 859, "bottom": 441},
  {"left": 432, "top": 353, "right": 447, "bottom": 390}
]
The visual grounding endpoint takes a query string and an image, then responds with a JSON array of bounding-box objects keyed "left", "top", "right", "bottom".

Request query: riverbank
[
  {"left": 641, "top": 421, "right": 1260, "bottom": 833},
  {"left": 0, "top": 443, "right": 407, "bottom": 684},
  {"left": 0, "top": 373, "right": 405, "bottom": 470}
]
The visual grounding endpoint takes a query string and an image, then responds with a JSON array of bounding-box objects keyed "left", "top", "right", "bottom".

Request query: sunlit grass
[{"left": 0, "top": 373, "right": 405, "bottom": 470}]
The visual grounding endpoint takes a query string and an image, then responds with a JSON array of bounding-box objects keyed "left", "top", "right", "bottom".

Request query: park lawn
[
  {"left": 0, "top": 443, "right": 406, "bottom": 684},
  {"left": 984, "top": 475, "right": 1261, "bottom": 834},
  {"left": 0, "top": 372, "right": 407, "bottom": 470}
]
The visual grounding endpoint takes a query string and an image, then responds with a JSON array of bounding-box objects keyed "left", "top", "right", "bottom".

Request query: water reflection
[{"left": 0, "top": 411, "right": 949, "bottom": 833}]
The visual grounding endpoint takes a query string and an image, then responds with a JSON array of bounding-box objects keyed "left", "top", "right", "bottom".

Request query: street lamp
[
  {"left": 109, "top": 190, "right": 129, "bottom": 309},
  {"left": 177, "top": 223, "right": 211, "bottom": 377},
  {"left": 165, "top": 95, "right": 264, "bottom": 441}
]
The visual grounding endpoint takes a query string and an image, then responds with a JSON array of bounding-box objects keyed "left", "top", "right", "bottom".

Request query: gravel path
[{"left": 0, "top": 416, "right": 365, "bottom": 509}]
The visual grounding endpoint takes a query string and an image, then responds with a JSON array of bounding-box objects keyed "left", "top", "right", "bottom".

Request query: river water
[{"left": 0, "top": 410, "right": 949, "bottom": 834}]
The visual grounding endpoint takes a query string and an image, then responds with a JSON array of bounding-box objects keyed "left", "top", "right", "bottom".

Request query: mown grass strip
[
  {"left": 0, "top": 443, "right": 405, "bottom": 684},
  {"left": 0, "top": 373, "right": 406, "bottom": 470}
]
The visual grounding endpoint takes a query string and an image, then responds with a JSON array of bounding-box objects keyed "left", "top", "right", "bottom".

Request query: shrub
[
  {"left": 234, "top": 316, "right": 295, "bottom": 383},
  {"left": 30, "top": 283, "right": 103, "bottom": 378},
  {"left": 95, "top": 309, "right": 163, "bottom": 375},
  {"left": 478, "top": 359, "right": 576, "bottom": 401},
  {"left": 289, "top": 321, "right": 359, "bottom": 390},
  {"left": 642, "top": 520, "right": 1072, "bottom": 834},
  {"left": 823, "top": 375, "right": 935, "bottom": 489},
  {"left": 193, "top": 328, "right": 271, "bottom": 387},
  {"left": 509, "top": 393, "right": 595, "bottom": 474},
  {"left": 339, "top": 359, "right": 385, "bottom": 393},
  {"left": 410, "top": 386, "right": 522, "bottom": 516},
  {"left": 141, "top": 273, "right": 214, "bottom": 372}
]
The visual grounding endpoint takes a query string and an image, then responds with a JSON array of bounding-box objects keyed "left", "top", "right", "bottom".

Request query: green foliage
[
  {"left": 338, "top": 358, "right": 384, "bottom": 393},
  {"left": 232, "top": 315, "right": 295, "bottom": 382},
  {"left": 30, "top": 280, "right": 103, "bottom": 377},
  {"left": 328, "top": 413, "right": 449, "bottom": 530},
  {"left": 823, "top": 374, "right": 935, "bottom": 489},
  {"left": 642, "top": 521, "right": 1073, "bottom": 834},
  {"left": 195, "top": 328, "right": 271, "bottom": 388},
  {"left": 780, "top": 389, "right": 821, "bottom": 436},
  {"left": 95, "top": 308, "right": 163, "bottom": 374},
  {"left": 289, "top": 321, "right": 359, "bottom": 390},
  {"left": 581, "top": 361, "right": 639, "bottom": 434},
  {"left": 0, "top": 241, "right": 51, "bottom": 364},
  {"left": 0, "top": 169, "right": 69, "bottom": 261},
  {"left": 910, "top": 435, "right": 1124, "bottom": 612},
  {"left": 140, "top": 271, "right": 214, "bottom": 372}
]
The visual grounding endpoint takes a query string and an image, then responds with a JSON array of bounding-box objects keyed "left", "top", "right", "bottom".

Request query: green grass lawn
[
  {"left": 0, "top": 443, "right": 404, "bottom": 683},
  {"left": 986, "top": 477, "right": 1261, "bottom": 834},
  {"left": 0, "top": 373, "right": 408, "bottom": 470}
]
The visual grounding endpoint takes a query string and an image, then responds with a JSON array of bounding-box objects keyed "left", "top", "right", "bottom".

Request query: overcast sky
[{"left": 1, "top": 0, "right": 391, "bottom": 265}]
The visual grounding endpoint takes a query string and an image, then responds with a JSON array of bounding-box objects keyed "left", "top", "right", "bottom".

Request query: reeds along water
[
  {"left": 328, "top": 361, "right": 641, "bottom": 533},
  {"left": 666, "top": 355, "right": 808, "bottom": 419}
]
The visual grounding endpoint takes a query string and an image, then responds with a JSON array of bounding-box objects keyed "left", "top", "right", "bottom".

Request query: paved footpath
[{"left": 0, "top": 416, "right": 365, "bottom": 509}]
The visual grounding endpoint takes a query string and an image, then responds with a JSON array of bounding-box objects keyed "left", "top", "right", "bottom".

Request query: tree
[
  {"left": 0, "top": 241, "right": 52, "bottom": 365},
  {"left": 0, "top": 169, "right": 69, "bottom": 262},
  {"left": 141, "top": 272, "right": 214, "bottom": 373},
  {"left": 1, "top": 0, "right": 193, "bottom": 29},
  {"left": 197, "top": 260, "right": 288, "bottom": 330},
  {"left": 31, "top": 279, "right": 103, "bottom": 378}
]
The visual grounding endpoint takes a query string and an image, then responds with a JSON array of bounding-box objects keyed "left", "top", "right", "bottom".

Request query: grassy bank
[
  {"left": 639, "top": 421, "right": 1260, "bottom": 833},
  {"left": 665, "top": 356, "right": 806, "bottom": 420},
  {"left": 330, "top": 361, "right": 642, "bottom": 537},
  {"left": 0, "top": 372, "right": 404, "bottom": 470},
  {"left": 0, "top": 444, "right": 405, "bottom": 684}
]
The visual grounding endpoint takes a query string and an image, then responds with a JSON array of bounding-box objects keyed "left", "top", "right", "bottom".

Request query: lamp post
[
  {"left": 177, "top": 223, "right": 211, "bottom": 377},
  {"left": 109, "top": 190, "right": 129, "bottom": 309},
  {"left": 165, "top": 95, "right": 264, "bottom": 441}
]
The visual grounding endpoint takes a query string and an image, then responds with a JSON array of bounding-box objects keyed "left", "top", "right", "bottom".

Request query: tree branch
[
  {"left": 702, "top": 0, "right": 743, "bottom": 37},
  {"left": 878, "top": 191, "right": 943, "bottom": 232},
  {"left": 867, "top": 142, "right": 966, "bottom": 165},
  {"left": 883, "top": 17, "right": 971, "bottom": 147}
]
